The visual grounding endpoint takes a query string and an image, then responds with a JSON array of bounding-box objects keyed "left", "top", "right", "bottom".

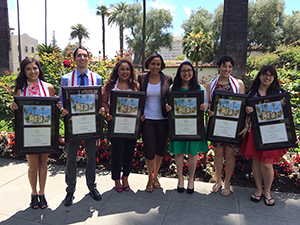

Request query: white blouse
[{"left": 144, "top": 82, "right": 165, "bottom": 120}]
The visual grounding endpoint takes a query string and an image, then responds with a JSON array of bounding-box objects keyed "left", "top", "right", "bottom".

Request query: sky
[{"left": 7, "top": 0, "right": 300, "bottom": 59}]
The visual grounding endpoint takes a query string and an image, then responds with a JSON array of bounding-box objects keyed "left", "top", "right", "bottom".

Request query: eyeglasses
[
  {"left": 180, "top": 69, "right": 193, "bottom": 74},
  {"left": 261, "top": 73, "right": 274, "bottom": 78}
]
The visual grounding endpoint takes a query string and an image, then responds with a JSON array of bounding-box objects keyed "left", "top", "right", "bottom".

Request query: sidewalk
[{"left": 0, "top": 157, "right": 299, "bottom": 225}]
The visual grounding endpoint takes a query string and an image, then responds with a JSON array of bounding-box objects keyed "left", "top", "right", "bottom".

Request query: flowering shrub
[
  {"left": 0, "top": 73, "right": 16, "bottom": 130},
  {"left": 63, "top": 60, "right": 71, "bottom": 68},
  {"left": 1, "top": 131, "right": 300, "bottom": 191},
  {"left": 247, "top": 44, "right": 300, "bottom": 151}
]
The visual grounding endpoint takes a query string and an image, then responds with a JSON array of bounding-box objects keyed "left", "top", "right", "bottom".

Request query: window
[
  {"left": 25, "top": 46, "right": 28, "bottom": 52},
  {"left": 31, "top": 47, "right": 34, "bottom": 53}
]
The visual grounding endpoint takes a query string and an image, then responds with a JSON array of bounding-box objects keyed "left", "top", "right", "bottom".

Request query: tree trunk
[
  {"left": 45, "top": 0, "right": 47, "bottom": 45},
  {"left": 220, "top": 0, "right": 248, "bottom": 80},
  {"left": 102, "top": 15, "right": 105, "bottom": 60},
  {"left": 120, "top": 26, "right": 123, "bottom": 56},
  {"left": 141, "top": 0, "right": 146, "bottom": 72},
  {"left": 0, "top": 0, "right": 11, "bottom": 74}
]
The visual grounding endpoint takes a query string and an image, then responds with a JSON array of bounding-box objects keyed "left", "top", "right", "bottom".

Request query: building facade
[
  {"left": 11, "top": 33, "right": 38, "bottom": 73},
  {"left": 158, "top": 36, "right": 183, "bottom": 60}
]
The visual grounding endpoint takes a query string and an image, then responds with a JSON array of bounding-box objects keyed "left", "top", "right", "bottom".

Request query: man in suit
[{"left": 59, "top": 46, "right": 102, "bottom": 206}]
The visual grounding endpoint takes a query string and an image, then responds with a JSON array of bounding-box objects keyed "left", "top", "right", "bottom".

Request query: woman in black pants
[
  {"left": 102, "top": 59, "right": 139, "bottom": 192},
  {"left": 138, "top": 53, "right": 172, "bottom": 192}
]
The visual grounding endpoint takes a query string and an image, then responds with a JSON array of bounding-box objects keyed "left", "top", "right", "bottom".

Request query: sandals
[
  {"left": 146, "top": 184, "right": 154, "bottom": 193},
  {"left": 250, "top": 193, "right": 263, "bottom": 203},
  {"left": 153, "top": 181, "right": 161, "bottom": 189},
  {"left": 123, "top": 185, "right": 130, "bottom": 191},
  {"left": 115, "top": 187, "right": 123, "bottom": 193},
  {"left": 38, "top": 195, "right": 48, "bottom": 209},
  {"left": 30, "top": 195, "right": 39, "bottom": 209},
  {"left": 211, "top": 183, "right": 222, "bottom": 193},
  {"left": 221, "top": 185, "right": 231, "bottom": 196},
  {"left": 264, "top": 196, "right": 275, "bottom": 206}
]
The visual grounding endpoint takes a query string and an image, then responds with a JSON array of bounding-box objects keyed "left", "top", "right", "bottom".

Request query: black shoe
[
  {"left": 177, "top": 187, "right": 184, "bottom": 193},
  {"left": 63, "top": 192, "right": 74, "bottom": 206},
  {"left": 38, "top": 195, "right": 48, "bottom": 209},
  {"left": 89, "top": 189, "right": 102, "bottom": 201},
  {"left": 187, "top": 188, "right": 194, "bottom": 194},
  {"left": 30, "top": 195, "right": 39, "bottom": 209}
]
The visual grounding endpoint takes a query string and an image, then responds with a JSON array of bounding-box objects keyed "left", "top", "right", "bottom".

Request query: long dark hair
[
  {"left": 145, "top": 53, "right": 166, "bottom": 71},
  {"left": 171, "top": 61, "right": 199, "bottom": 91},
  {"left": 15, "top": 57, "right": 46, "bottom": 94},
  {"left": 248, "top": 65, "right": 281, "bottom": 97},
  {"left": 103, "top": 59, "right": 138, "bottom": 94}
]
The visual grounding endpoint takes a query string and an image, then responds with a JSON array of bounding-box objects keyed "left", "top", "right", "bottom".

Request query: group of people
[{"left": 10, "top": 46, "right": 297, "bottom": 209}]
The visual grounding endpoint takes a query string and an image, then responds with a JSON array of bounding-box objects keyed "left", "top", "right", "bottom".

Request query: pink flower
[{"left": 63, "top": 60, "right": 71, "bottom": 68}]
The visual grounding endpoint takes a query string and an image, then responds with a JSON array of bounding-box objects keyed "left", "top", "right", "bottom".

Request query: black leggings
[{"left": 110, "top": 138, "right": 136, "bottom": 180}]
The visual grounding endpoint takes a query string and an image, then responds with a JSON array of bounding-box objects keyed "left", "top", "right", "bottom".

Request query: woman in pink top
[{"left": 10, "top": 57, "right": 55, "bottom": 209}]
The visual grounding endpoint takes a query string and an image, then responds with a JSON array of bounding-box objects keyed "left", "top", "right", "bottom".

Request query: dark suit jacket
[{"left": 138, "top": 71, "right": 173, "bottom": 118}]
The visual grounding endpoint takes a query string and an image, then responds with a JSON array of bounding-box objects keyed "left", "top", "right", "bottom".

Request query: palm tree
[
  {"left": 232, "top": 101, "right": 236, "bottom": 111},
  {"left": 36, "top": 43, "right": 61, "bottom": 56},
  {"left": 108, "top": 2, "right": 128, "bottom": 55},
  {"left": 131, "top": 98, "right": 134, "bottom": 108},
  {"left": 70, "top": 24, "right": 90, "bottom": 47},
  {"left": 182, "top": 26, "right": 214, "bottom": 79},
  {"left": 32, "top": 107, "right": 37, "bottom": 116},
  {"left": 0, "top": 0, "right": 11, "bottom": 73},
  {"left": 96, "top": 5, "right": 109, "bottom": 60},
  {"left": 220, "top": 0, "right": 248, "bottom": 80},
  {"left": 271, "top": 103, "right": 276, "bottom": 112}
]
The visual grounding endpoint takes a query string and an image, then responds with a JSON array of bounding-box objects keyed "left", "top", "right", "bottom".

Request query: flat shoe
[
  {"left": 265, "top": 196, "right": 275, "bottom": 206},
  {"left": 146, "top": 184, "right": 153, "bottom": 193},
  {"left": 63, "top": 192, "right": 74, "bottom": 207},
  {"left": 153, "top": 181, "right": 161, "bottom": 189},
  {"left": 221, "top": 185, "right": 231, "bottom": 196},
  {"left": 250, "top": 193, "right": 263, "bottom": 203},
  {"left": 38, "top": 195, "right": 48, "bottom": 209},
  {"left": 211, "top": 183, "right": 221, "bottom": 193},
  {"left": 89, "top": 189, "right": 102, "bottom": 201},
  {"left": 30, "top": 195, "right": 39, "bottom": 209}
]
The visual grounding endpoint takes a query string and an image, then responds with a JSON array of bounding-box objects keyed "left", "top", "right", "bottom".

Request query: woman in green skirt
[{"left": 166, "top": 61, "right": 208, "bottom": 194}]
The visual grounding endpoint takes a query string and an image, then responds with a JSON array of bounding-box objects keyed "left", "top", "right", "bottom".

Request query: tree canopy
[
  {"left": 124, "top": 3, "right": 173, "bottom": 64},
  {"left": 182, "top": 0, "right": 300, "bottom": 62},
  {"left": 108, "top": 2, "right": 128, "bottom": 54},
  {"left": 96, "top": 5, "right": 109, "bottom": 59},
  {"left": 70, "top": 24, "right": 90, "bottom": 47},
  {"left": 182, "top": 27, "right": 214, "bottom": 78}
]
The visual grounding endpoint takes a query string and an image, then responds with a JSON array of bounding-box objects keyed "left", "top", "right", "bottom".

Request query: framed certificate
[
  {"left": 248, "top": 92, "right": 297, "bottom": 151},
  {"left": 62, "top": 86, "right": 102, "bottom": 141},
  {"left": 168, "top": 91, "right": 204, "bottom": 141},
  {"left": 207, "top": 92, "right": 248, "bottom": 144},
  {"left": 14, "top": 96, "right": 59, "bottom": 155},
  {"left": 109, "top": 90, "right": 145, "bottom": 139}
]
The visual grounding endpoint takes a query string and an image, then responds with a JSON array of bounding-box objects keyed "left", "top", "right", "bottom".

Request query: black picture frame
[
  {"left": 109, "top": 90, "right": 145, "bottom": 139},
  {"left": 62, "top": 86, "right": 102, "bottom": 141},
  {"left": 168, "top": 90, "right": 204, "bottom": 141},
  {"left": 248, "top": 92, "right": 297, "bottom": 151},
  {"left": 207, "top": 91, "right": 248, "bottom": 144},
  {"left": 14, "top": 96, "right": 59, "bottom": 155}
]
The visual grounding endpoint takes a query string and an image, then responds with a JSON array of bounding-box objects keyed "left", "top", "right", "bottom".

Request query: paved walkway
[{"left": 0, "top": 157, "right": 299, "bottom": 225}]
